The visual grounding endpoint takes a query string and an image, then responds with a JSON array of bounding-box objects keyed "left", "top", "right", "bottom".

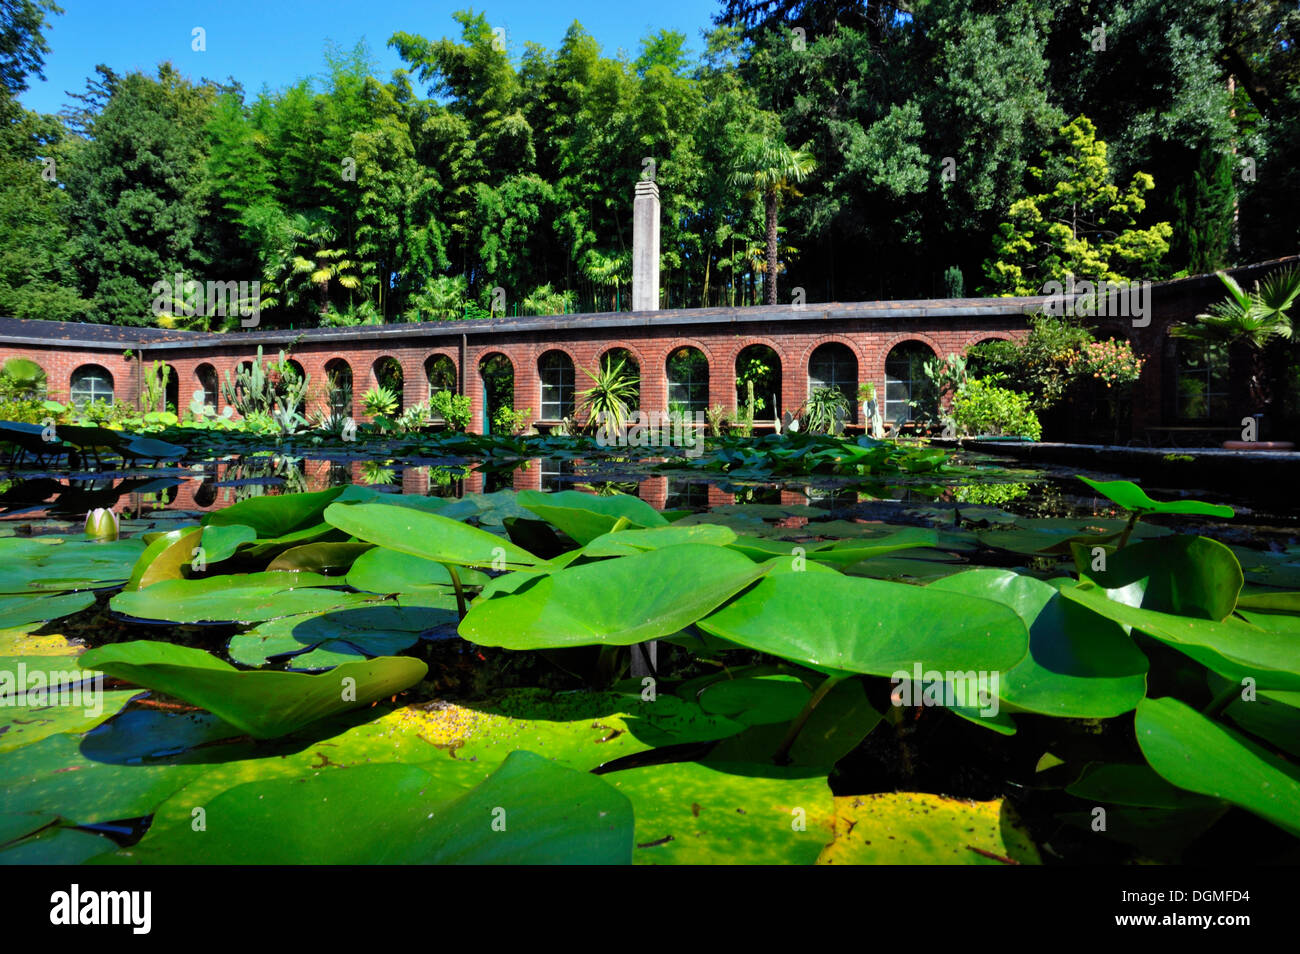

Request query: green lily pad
[
  {"left": 325, "top": 501, "right": 539, "bottom": 569},
  {"left": 697, "top": 571, "right": 1029, "bottom": 676},
  {"left": 1136, "top": 696, "right": 1300, "bottom": 836},
  {"left": 110, "top": 571, "right": 375, "bottom": 624},
  {"left": 201, "top": 486, "right": 348, "bottom": 538},
  {"left": 111, "top": 750, "right": 633, "bottom": 865},
  {"left": 1076, "top": 475, "right": 1234, "bottom": 518},
  {"left": 606, "top": 760, "right": 834, "bottom": 865},
  {"left": 345, "top": 546, "right": 486, "bottom": 595},
  {"left": 228, "top": 601, "right": 458, "bottom": 669},
  {"left": 1074, "top": 535, "right": 1243, "bottom": 621},
  {"left": 460, "top": 544, "right": 769, "bottom": 649},
  {"left": 928, "top": 569, "right": 1148, "bottom": 718},
  {"left": 1060, "top": 584, "right": 1300, "bottom": 690},
  {"left": 78, "top": 641, "right": 429, "bottom": 739},
  {"left": 517, "top": 489, "right": 668, "bottom": 544}
]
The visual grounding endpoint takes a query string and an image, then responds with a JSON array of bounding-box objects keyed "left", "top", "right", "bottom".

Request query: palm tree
[
  {"left": 729, "top": 139, "right": 815, "bottom": 305},
  {"left": 259, "top": 213, "right": 362, "bottom": 323},
  {"left": 1172, "top": 267, "right": 1300, "bottom": 410}
]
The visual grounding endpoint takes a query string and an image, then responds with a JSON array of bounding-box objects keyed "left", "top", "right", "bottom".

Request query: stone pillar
[{"left": 632, "top": 180, "right": 660, "bottom": 312}]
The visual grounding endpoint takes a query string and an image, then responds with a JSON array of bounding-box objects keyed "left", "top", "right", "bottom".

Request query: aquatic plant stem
[
  {"left": 772, "top": 673, "right": 846, "bottom": 765},
  {"left": 445, "top": 564, "right": 468, "bottom": 620},
  {"left": 1116, "top": 511, "right": 1140, "bottom": 549}
]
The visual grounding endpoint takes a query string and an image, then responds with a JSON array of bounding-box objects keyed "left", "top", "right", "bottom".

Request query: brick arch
[
  {"left": 366, "top": 353, "right": 405, "bottom": 389},
  {"left": 659, "top": 338, "right": 717, "bottom": 412},
  {"left": 422, "top": 349, "right": 459, "bottom": 396},
  {"left": 730, "top": 338, "right": 785, "bottom": 418},
  {"left": 869, "top": 334, "right": 943, "bottom": 386},
  {"left": 593, "top": 340, "right": 649, "bottom": 371},
  {"left": 533, "top": 346, "right": 578, "bottom": 422},
  {"left": 723, "top": 335, "right": 787, "bottom": 369},
  {"left": 798, "top": 334, "right": 868, "bottom": 371},
  {"left": 962, "top": 332, "right": 1014, "bottom": 350}
]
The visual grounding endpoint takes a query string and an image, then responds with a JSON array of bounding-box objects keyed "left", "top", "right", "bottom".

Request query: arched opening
[
  {"left": 666, "top": 346, "right": 709, "bottom": 415},
  {"left": 324, "top": 359, "right": 353, "bottom": 417},
  {"left": 69, "top": 364, "right": 114, "bottom": 407},
  {"left": 736, "top": 345, "right": 781, "bottom": 421},
  {"left": 885, "top": 341, "right": 938, "bottom": 427},
  {"left": 590, "top": 347, "right": 641, "bottom": 416},
  {"left": 425, "top": 354, "right": 456, "bottom": 398},
  {"left": 163, "top": 364, "right": 179, "bottom": 414},
  {"left": 479, "top": 353, "right": 515, "bottom": 434},
  {"left": 371, "top": 357, "right": 404, "bottom": 413},
  {"left": 0, "top": 357, "right": 47, "bottom": 399},
  {"left": 808, "top": 343, "right": 858, "bottom": 422},
  {"left": 538, "top": 350, "right": 575, "bottom": 421},
  {"left": 194, "top": 363, "right": 218, "bottom": 411}
]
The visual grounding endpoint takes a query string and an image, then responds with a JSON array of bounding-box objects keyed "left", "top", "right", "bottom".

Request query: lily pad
[
  {"left": 816, "top": 792, "right": 1041, "bottom": 865},
  {"left": 460, "top": 544, "right": 769, "bottom": 649},
  {"left": 78, "top": 641, "right": 429, "bottom": 739},
  {"left": 1136, "top": 696, "right": 1300, "bottom": 836},
  {"left": 697, "top": 571, "right": 1029, "bottom": 676}
]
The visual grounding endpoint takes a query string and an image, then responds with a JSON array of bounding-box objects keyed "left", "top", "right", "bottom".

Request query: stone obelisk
[
  {"left": 632, "top": 179, "right": 660, "bottom": 311},
  {"left": 630, "top": 180, "right": 660, "bottom": 680}
]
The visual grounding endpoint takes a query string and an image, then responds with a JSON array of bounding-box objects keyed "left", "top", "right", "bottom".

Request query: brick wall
[{"left": 7, "top": 257, "right": 1297, "bottom": 435}]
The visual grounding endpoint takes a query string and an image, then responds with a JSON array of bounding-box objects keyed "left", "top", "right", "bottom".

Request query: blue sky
[{"left": 19, "top": 0, "right": 722, "bottom": 114}]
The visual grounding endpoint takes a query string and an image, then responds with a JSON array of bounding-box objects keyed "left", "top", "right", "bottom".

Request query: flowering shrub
[{"left": 1069, "top": 339, "right": 1143, "bottom": 387}]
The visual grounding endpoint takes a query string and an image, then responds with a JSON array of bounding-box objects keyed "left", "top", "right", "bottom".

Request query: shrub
[
  {"left": 952, "top": 378, "right": 1042, "bottom": 440},
  {"left": 491, "top": 405, "right": 532, "bottom": 435},
  {"left": 430, "top": 390, "right": 471, "bottom": 431},
  {"left": 362, "top": 386, "right": 399, "bottom": 418}
]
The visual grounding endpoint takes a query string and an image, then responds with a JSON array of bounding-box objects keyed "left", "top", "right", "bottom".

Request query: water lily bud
[{"left": 84, "top": 508, "right": 120, "bottom": 541}]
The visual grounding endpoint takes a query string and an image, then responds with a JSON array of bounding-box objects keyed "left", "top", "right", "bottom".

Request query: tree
[
  {"left": 984, "top": 117, "right": 1173, "bottom": 295},
  {"left": 0, "top": 0, "right": 60, "bottom": 102},
  {"left": 729, "top": 135, "right": 814, "bottom": 304},
  {"left": 64, "top": 65, "right": 221, "bottom": 326},
  {"left": 1171, "top": 267, "right": 1300, "bottom": 411}
]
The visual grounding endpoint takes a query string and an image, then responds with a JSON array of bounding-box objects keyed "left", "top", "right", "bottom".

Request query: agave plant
[
  {"left": 578, "top": 354, "right": 639, "bottom": 435},
  {"left": 362, "top": 386, "right": 399, "bottom": 419},
  {"left": 801, "top": 386, "right": 851, "bottom": 434}
]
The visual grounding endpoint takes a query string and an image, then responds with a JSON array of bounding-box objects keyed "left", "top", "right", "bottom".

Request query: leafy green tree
[
  {"left": 65, "top": 65, "right": 221, "bottom": 325},
  {"left": 984, "top": 117, "right": 1173, "bottom": 295}
]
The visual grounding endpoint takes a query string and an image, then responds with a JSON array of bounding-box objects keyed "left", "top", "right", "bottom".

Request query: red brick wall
[{"left": 12, "top": 261, "right": 1296, "bottom": 435}]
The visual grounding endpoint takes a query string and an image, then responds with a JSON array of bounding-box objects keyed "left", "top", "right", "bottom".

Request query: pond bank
[{"left": 947, "top": 438, "right": 1295, "bottom": 505}]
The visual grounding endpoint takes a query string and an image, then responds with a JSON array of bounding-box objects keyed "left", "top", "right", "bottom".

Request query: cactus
[{"left": 220, "top": 346, "right": 310, "bottom": 434}]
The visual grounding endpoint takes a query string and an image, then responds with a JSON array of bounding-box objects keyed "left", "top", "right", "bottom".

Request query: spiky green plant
[
  {"left": 578, "top": 354, "right": 640, "bottom": 435},
  {"left": 1172, "top": 267, "right": 1300, "bottom": 409}
]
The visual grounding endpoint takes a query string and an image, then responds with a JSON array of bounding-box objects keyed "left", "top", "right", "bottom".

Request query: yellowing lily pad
[{"left": 816, "top": 792, "right": 1041, "bottom": 865}]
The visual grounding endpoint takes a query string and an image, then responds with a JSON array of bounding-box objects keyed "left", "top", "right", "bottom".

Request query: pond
[{"left": 1, "top": 432, "right": 1297, "bottom": 865}]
